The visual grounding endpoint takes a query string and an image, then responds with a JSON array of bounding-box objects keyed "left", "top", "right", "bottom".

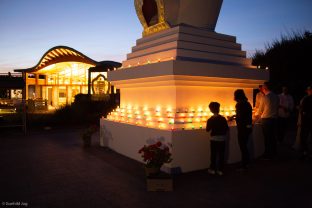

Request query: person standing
[
  {"left": 254, "top": 85, "right": 265, "bottom": 123},
  {"left": 299, "top": 85, "right": 312, "bottom": 160},
  {"left": 255, "top": 85, "right": 264, "bottom": 110},
  {"left": 278, "top": 86, "right": 294, "bottom": 143},
  {"left": 234, "top": 89, "right": 253, "bottom": 170},
  {"left": 257, "top": 82, "right": 279, "bottom": 159},
  {"left": 206, "top": 102, "right": 229, "bottom": 176}
]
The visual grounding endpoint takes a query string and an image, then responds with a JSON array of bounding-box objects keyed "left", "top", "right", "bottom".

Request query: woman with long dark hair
[{"left": 234, "top": 89, "right": 253, "bottom": 170}]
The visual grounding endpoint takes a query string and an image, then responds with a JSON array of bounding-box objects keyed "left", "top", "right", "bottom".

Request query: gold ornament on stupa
[{"left": 134, "top": 0, "right": 223, "bottom": 36}]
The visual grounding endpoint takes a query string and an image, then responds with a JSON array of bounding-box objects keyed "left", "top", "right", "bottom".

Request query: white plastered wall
[{"left": 120, "top": 84, "right": 254, "bottom": 111}]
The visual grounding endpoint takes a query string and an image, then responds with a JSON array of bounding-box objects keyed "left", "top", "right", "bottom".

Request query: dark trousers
[
  {"left": 300, "top": 124, "right": 312, "bottom": 153},
  {"left": 277, "top": 117, "right": 290, "bottom": 142},
  {"left": 237, "top": 126, "right": 252, "bottom": 167},
  {"left": 261, "top": 118, "right": 277, "bottom": 158},
  {"left": 210, "top": 140, "right": 226, "bottom": 171}
]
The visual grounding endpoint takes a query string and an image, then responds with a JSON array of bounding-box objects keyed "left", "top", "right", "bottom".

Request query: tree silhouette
[{"left": 252, "top": 30, "right": 312, "bottom": 102}]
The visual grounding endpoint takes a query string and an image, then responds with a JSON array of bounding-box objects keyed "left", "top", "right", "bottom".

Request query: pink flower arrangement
[{"left": 138, "top": 141, "right": 172, "bottom": 168}]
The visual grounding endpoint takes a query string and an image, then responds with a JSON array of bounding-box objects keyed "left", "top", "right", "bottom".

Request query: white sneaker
[{"left": 207, "top": 169, "right": 216, "bottom": 175}]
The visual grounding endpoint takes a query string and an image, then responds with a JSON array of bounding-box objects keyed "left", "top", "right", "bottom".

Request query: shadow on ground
[{"left": 0, "top": 128, "right": 311, "bottom": 208}]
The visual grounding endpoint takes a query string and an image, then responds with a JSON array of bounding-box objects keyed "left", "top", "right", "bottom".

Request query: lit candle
[{"left": 158, "top": 118, "right": 164, "bottom": 122}]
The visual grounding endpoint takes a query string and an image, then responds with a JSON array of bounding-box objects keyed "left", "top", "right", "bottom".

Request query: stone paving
[{"left": 0, "top": 128, "right": 311, "bottom": 208}]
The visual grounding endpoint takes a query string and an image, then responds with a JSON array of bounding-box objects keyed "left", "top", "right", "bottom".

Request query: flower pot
[
  {"left": 146, "top": 175, "right": 173, "bottom": 192},
  {"left": 145, "top": 166, "right": 161, "bottom": 176},
  {"left": 82, "top": 135, "right": 91, "bottom": 147}
]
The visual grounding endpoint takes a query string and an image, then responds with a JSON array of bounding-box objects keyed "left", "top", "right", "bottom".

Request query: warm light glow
[
  {"left": 44, "top": 64, "right": 56, "bottom": 70},
  {"left": 156, "top": 106, "right": 161, "bottom": 112},
  {"left": 106, "top": 105, "right": 238, "bottom": 130},
  {"left": 121, "top": 56, "right": 176, "bottom": 69}
]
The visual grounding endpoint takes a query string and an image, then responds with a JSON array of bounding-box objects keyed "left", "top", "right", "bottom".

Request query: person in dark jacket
[
  {"left": 233, "top": 89, "right": 253, "bottom": 170},
  {"left": 206, "top": 102, "right": 229, "bottom": 176},
  {"left": 299, "top": 85, "right": 312, "bottom": 160}
]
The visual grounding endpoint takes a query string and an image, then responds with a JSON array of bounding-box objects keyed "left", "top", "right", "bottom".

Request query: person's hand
[
  {"left": 227, "top": 115, "right": 235, "bottom": 121},
  {"left": 252, "top": 115, "right": 260, "bottom": 124}
]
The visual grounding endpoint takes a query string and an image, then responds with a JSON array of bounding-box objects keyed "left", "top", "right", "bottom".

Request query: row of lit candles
[
  {"left": 115, "top": 105, "right": 235, "bottom": 113},
  {"left": 106, "top": 106, "right": 236, "bottom": 130},
  {"left": 118, "top": 58, "right": 266, "bottom": 70},
  {"left": 119, "top": 57, "right": 175, "bottom": 69}
]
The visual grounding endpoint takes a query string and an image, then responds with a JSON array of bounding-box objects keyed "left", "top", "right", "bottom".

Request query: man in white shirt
[
  {"left": 257, "top": 82, "right": 279, "bottom": 159},
  {"left": 253, "top": 85, "right": 265, "bottom": 124},
  {"left": 278, "top": 86, "right": 294, "bottom": 143},
  {"left": 255, "top": 85, "right": 264, "bottom": 110}
]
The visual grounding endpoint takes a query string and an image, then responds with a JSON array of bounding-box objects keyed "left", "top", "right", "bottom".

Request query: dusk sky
[{"left": 0, "top": 0, "right": 311, "bottom": 73}]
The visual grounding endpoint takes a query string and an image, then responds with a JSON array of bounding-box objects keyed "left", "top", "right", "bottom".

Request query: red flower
[{"left": 138, "top": 141, "right": 172, "bottom": 168}]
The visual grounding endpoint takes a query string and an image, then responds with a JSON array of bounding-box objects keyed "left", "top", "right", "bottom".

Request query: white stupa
[{"left": 100, "top": 0, "right": 268, "bottom": 173}]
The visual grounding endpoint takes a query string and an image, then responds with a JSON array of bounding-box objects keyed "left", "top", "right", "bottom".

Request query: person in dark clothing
[
  {"left": 206, "top": 102, "right": 229, "bottom": 176},
  {"left": 299, "top": 85, "right": 312, "bottom": 159},
  {"left": 233, "top": 89, "right": 253, "bottom": 170}
]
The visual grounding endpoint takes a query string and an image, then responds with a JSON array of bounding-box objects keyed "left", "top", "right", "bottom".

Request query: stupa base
[{"left": 100, "top": 119, "right": 264, "bottom": 173}]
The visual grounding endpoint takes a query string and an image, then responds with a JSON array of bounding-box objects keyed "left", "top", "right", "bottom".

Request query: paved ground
[{"left": 0, "top": 128, "right": 311, "bottom": 208}]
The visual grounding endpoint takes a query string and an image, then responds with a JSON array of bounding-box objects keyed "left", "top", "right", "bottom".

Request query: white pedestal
[{"left": 100, "top": 119, "right": 264, "bottom": 173}]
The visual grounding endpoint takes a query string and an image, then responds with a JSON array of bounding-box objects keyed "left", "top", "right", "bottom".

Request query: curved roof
[{"left": 14, "top": 46, "right": 98, "bottom": 73}]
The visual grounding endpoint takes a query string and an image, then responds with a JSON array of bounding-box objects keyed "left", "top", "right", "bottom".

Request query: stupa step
[
  {"left": 129, "top": 40, "right": 246, "bottom": 60},
  {"left": 124, "top": 25, "right": 249, "bottom": 68},
  {"left": 177, "top": 41, "right": 245, "bottom": 57},
  {"left": 124, "top": 50, "right": 250, "bottom": 69},
  {"left": 128, "top": 41, "right": 178, "bottom": 59},
  {"left": 136, "top": 25, "right": 236, "bottom": 46},
  {"left": 132, "top": 33, "right": 178, "bottom": 52},
  {"left": 175, "top": 49, "right": 251, "bottom": 65},
  {"left": 132, "top": 32, "right": 241, "bottom": 53},
  {"left": 110, "top": 60, "right": 268, "bottom": 83},
  {"left": 131, "top": 26, "right": 241, "bottom": 55}
]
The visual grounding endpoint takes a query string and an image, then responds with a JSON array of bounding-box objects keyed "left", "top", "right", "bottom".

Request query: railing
[
  {"left": 0, "top": 73, "right": 22, "bottom": 77},
  {"left": 0, "top": 98, "right": 26, "bottom": 134},
  {"left": 0, "top": 98, "right": 47, "bottom": 134},
  {"left": 0, "top": 98, "right": 48, "bottom": 113},
  {"left": 27, "top": 99, "right": 48, "bottom": 111},
  {"left": 0, "top": 99, "right": 17, "bottom": 113}
]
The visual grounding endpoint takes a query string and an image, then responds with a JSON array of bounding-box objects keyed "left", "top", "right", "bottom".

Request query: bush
[
  {"left": 24, "top": 93, "right": 118, "bottom": 129},
  {"left": 252, "top": 30, "right": 312, "bottom": 104},
  {"left": 51, "top": 94, "right": 118, "bottom": 126}
]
